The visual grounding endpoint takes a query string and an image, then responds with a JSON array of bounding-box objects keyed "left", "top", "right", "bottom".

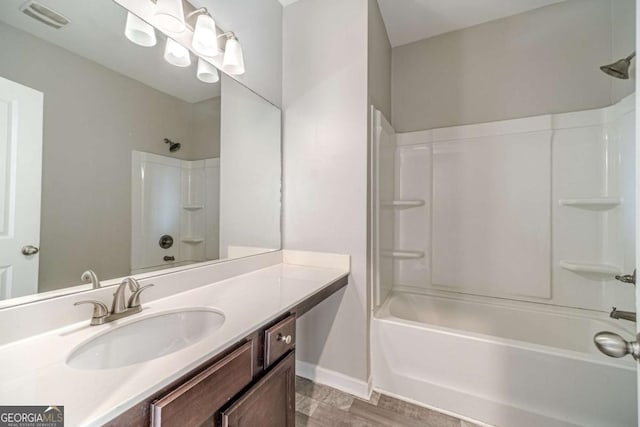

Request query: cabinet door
[
  {"left": 221, "top": 351, "right": 295, "bottom": 427},
  {"left": 151, "top": 341, "right": 254, "bottom": 427}
]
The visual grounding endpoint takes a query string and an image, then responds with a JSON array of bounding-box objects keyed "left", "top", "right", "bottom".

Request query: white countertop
[{"left": 0, "top": 261, "right": 348, "bottom": 426}]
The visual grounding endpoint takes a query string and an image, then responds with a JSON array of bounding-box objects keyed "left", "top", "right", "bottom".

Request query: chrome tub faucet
[{"left": 610, "top": 307, "right": 636, "bottom": 323}]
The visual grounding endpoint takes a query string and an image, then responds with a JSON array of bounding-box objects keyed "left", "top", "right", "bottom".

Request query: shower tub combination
[
  {"left": 370, "top": 95, "right": 637, "bottom": 427},
  {"left": 373, "top": 292, "right": 636, "bottom": 427}
]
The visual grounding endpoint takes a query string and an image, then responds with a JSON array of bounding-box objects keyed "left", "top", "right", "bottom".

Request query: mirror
[{"left": 0, "top": 0, "right": 281, "bottom": 305}]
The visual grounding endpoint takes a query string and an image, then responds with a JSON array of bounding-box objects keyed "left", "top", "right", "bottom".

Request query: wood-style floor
[{"left": 295, "top": 377, "right": 482, "bottom": 427}]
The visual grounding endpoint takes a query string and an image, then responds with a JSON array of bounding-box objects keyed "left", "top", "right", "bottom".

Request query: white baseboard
[{"left": 296, "top": 360, "right": 371, "bottom": 399}]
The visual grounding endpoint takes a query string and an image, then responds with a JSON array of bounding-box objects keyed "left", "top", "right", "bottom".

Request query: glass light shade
[
  {"left": 223, "top": 37, "right": 245, "bottom": 75},
  {"left": 154, "top": 0, "right": 185, "bottom": 33},
  {"left": 164, "top": 38, "right": 191, "bottom": 67},
  {"left": 125, "top": 12, "right": 156, "bottom": 47},
  {"left": 192, "top": 14, "right": 219, "bottom": 57},
  {"left": 197, "top": 58, "right": 220, "bottom": 83}
]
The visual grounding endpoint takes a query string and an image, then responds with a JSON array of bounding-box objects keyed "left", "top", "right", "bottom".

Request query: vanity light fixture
[
  {"left": 164, "top": 38, "right": 191, "bottom": 67},
  {"left": 154, "top": 0, "right": 186, "bottom": 33},
  {"left": 122, "top": 2, "right": 245, "bottom": 78},
  {"left": 124, "top": 12, "right": 157, "bottom": 47},
  {"left": 220, "top": 32, "right": 245, "bottom": 76},
  {"left": 197, "top": 58, "right": 220, "bottom": 83},
  {"left": 192, "top": 12, "right": 220, "bottom": 57}
]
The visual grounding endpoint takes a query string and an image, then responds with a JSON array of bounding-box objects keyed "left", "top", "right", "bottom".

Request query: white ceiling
[
  {"left": 0, "top": 0, "right": 220, "bottom": 103},
  {"left": 377, "top": 0, "right": 565, "bottom": 47},
  {"left": 278, "top": 0, "right": 300, "bottom": 6}
]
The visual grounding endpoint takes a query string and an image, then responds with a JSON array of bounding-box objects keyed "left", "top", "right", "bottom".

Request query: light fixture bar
[{"left": 118, "top": 0, "right": 244, "bottom": 77}]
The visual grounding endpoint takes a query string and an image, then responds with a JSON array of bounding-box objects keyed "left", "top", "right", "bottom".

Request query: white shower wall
[
  {"left": 131, "top": 151, "right": 220, "bottom": 273},
  {"left": 371, "top": 108, "right": 396, "bottom": 307},
  {"left": 374, "top": 93, "right": 636, "bottom": 312}
]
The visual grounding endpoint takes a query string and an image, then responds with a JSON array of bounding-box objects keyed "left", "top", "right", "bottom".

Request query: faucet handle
[
  {"left": 74, "top": 300, "right": 109, "bottom": 325},
  {"left": 123, "top": 277, "right": 141, "bottom": 292},
  {"left": 128, "top": 284, "right": 154, "bottom": 309}
]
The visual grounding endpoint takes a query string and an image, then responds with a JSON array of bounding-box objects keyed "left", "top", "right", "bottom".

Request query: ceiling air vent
[{"left": 19, "top": 1, "right": 70, "bottom": 29}]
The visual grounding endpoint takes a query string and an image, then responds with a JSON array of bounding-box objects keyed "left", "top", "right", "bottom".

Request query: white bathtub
[{"left": 372, "top": 292, "right": 637, "bottom": 427}]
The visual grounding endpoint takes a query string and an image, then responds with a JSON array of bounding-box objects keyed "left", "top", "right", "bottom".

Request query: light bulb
[
  {"left": 125, "top": 12, "right": 156, "bottom": 47},
  {"left": 192, "top": 14, "right": 219, "bottom": 57},
  {"left": 197, "top": 58, "right": 220, "bottom": 83},
  {"left": 223, "top": 36, "right": 245, "bottom": 75},
  {"left": 154, "top": 0, "right": 185, "bottom": 33},
  {"left": 164, "top": 38, "right": 191, "bottom": 67}
]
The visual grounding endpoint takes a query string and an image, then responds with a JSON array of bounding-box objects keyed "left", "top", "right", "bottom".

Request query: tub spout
[{"left": 610, "top": 307, "right": 636, "bottom": 322}]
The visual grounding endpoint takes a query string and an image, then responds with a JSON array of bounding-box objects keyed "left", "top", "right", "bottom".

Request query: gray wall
[
  {"left": 391, "top": 0, "right": 636, "bottom": 132},
  {"left": 193, "top": 97, "right": 222, "bottom": 159},
  {"left": 283, "top": 0, "right": 370, "bottom": 386},
  {"left": 368, "top": 0, "right": 392, "bottom": 120},
  {"left": 0, "top": 22, "right": 220, "bottom": 293},
  {"left": 207, "top": 0, "right": 283, "bottom": 107},
  {"left": 611, "top": 0, "right": 636, "bottom": 102},
  {"left": 219, "top": 74, "right": 281, "bottom": 258}
]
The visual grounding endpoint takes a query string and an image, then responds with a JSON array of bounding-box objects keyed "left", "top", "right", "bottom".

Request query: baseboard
[{"left": 296, "top": 360, "right": 371, "bottom": 399}]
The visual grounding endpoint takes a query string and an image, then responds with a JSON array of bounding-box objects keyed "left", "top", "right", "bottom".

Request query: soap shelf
[
  {"left": 183, "top": 205, "right": 204, "bottom": 211},
  {"left": 559, "top": 260, "right": 622, "bottom": 276},
  {"left": 381, "top": 250, "right": 425, "bottom": 260},
  {"left": 381, "top": 200, "right": 425, "bottom": 209},
  {"left": 558, "top": 198, "right": 621, "bottom": 210},
  {"left": 181, "top": 237, "right": 205, "bottom": 244}
]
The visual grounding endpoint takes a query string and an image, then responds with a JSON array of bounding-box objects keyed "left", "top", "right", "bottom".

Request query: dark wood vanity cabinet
[
  {"left": 150, "top": 315, "right": 296, "bottom": 427},
  {"left": 149, "top": 341, "right": 256, "bottom": 427},
  {"left": 106, "top": 314, "right": 298, "bottom": 427},
  {"left": 104, "top": 275, "right": 347, "bottom": 427}
]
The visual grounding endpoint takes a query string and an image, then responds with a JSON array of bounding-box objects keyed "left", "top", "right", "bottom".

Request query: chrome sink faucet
[
  {"left": 75, "top": 277, "right": 154, "bottom": 325},
  {"left": 610, "top": 307, "right": 636, "bottom": 323}
]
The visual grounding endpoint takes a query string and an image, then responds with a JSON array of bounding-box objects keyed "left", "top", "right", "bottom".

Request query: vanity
[
  {"left": 0, "top": 251, "right": 349, "bottom": 426},
  {"left": 111, "top": 306, "right": 298, "bottom": 426}
]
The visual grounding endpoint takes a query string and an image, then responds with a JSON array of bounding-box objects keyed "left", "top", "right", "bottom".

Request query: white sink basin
[{"left": 67, "top": 308, "right": 225, "bottom": 370}]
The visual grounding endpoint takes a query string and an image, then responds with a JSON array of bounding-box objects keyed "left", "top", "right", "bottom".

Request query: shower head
[
  {"left": 600, "top": 52, "right": 636, "bottom": 79},
  {"left": 164, "top": 138, "right": 181, "bottom": 152}
]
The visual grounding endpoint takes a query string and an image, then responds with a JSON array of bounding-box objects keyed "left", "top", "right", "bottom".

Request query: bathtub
[{"left": 372, "top": 292, "right": 637, "bottom": 427}]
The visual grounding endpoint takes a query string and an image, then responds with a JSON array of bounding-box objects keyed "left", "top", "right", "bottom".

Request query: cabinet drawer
[
  {"left": 151, "top": 341, "right": 253, "bottom": 427},
  {"left": 264, "top": 315, "right": 296, "bottom": 368}
]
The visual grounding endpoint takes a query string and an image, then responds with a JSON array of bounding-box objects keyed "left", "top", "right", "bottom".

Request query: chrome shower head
[
  {"left": 600, "top": 52, "right": 636, "bottom": 79},
  {"left": 164, "top": 138, "right": 181, "bottom": 152}
]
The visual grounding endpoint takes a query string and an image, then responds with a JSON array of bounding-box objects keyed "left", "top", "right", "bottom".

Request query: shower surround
[
  {"left": 370, "top": 93, "right": 636, "bottom": 426},
  {"left": 131, "top": 151, "right": 220, "bottom": 274}
]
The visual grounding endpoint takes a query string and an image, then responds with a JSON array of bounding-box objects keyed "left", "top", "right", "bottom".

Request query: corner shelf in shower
[
  {"left": 559, "top": 260, "right": 622, "bottom": 276},
  {"left": 558, "top": 198, "right": 621, "bottom": 210},
  {"left": 381, "top": 250, "right": 425, "bottom": 260},
  {"left": 181, "top": 237, "right": 205, "bottom": 244},
  {"left": 182, "top": 205, "right": 204, "bottom": 211},
  {"left": 381, "top": 200, "right": 425, "bottom": 209}
]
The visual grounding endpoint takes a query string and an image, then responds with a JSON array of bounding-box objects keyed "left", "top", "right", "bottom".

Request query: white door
[{"left": 0, "top": 76, "right": 43, "bottom": 299}]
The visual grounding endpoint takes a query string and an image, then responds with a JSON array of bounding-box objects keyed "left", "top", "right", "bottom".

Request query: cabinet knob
[{"left": 278, "top": 334, "right": 292, "bottom": 345}]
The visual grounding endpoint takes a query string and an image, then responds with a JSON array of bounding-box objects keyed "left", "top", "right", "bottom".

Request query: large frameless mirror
[{"left": 0, "top": 0, "right": 281, "bottom": 306}]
